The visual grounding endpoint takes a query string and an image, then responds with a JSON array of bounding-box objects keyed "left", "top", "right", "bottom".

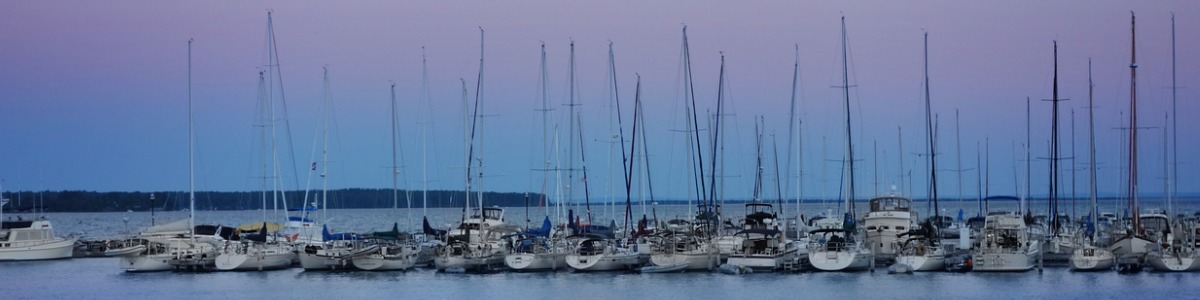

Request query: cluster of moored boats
[{"left": 5, "top": 197, "right": 1200, "bottom": 275}]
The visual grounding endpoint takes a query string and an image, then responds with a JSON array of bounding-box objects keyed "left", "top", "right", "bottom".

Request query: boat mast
[
  {"left": 681, "top": 26, "right": 708, "bottom": 222},
  {"left": 421, "top": 47, "right": 430, "bottom": 219},
  {"left": 1087, "top": 58, "right": 1098, "bottom": 241},
  {"left": 188, "top": 38, "right": 195, "bottom": 243},
  {"left": 1049, "top": 41, "right": 1062, "bottom": 235},
  {"left": 608, "top": 42, "right": 635, "bottom": 232},
  {"left": 320, "top": 66, "right": 330, "bottom": 222},
  {"left": 390, "top": 82, "right": 402, "bottom": 226},
  {"left": 538, "top": 42, "right": 551, "bottom": 222},
  {"left": 709, "top": 53, "right": 727, "bottom": 232},
  {"left": 923, "top": 32, "right": 940, "bottom": 230},
  {"left": 1128, "top": 12, "right": 1140, "bottom": 232},
  {"left": 567, "top": 40, "right": 578, "bottom": 221},
  {"left": 1169, "top": 13, "right": 1177, "bottom": 216},
  {"left": 786, "top": 44, "right": 801, "bottom": 222},
  {"left": 623, "top": 76, "right": 643, "bottom": 237},
  {"left": 1023, "top": 97, "right": 1030, "bottom": 216},
  {"left": 840, "top": 16, "right": 857, "bottom": 221}
]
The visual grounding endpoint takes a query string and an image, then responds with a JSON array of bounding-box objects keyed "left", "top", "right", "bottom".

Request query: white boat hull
[
  {"left": 808, "top": 249, "right": 871, "bottom": 272},
  {"left": 215, "top": 250, "right": 294, "bottom": 271},
  {"left": 299, "top": 252, "right": 352, "bottom": 270},
  {"left": 1146, "top": 251, "right": 1200, "bottom": 272},
  {"left": 895, "top": 252, "right": 947, "bottom": 272},
  {"left": 353, "top": 254, "right": 415, "bottom": 271},
  {"left": 726, "top": 247, "right": 800, "bottom": 271},
  {"left": 649, "top": 252, "right": 717, "bottom": 271},
  {"left": 504, "top": 252, "right": 567, "bottom": 271},
  {"left": 973, "top": 251, "right": 1036, "bottom": 272},
  {"left": 1069, "top": 247, "right": 1115, "bottom": 271},
  {"left": 435, "top": 254, "right": 505, "bottom": 272},
  {"left": 566, "top": 252, "right": 639, "bottom": 272},
  {"left": 0, "top": 237, "right": 74, "bottom": 261},
  {"left": 120, "top": 254, "right": 174, "bottom": 272}
]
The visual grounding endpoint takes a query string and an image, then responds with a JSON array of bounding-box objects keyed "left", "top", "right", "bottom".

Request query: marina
[{"left": 2, "top": 1, "right": 1199, "bottom": 298}]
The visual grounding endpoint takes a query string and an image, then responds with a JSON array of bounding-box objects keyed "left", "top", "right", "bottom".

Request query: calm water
[{"left": 5, "top": 200, "right": 1200, "bottom": 299}]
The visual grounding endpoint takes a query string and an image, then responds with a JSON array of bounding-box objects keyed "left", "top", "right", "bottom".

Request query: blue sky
[{"left": 0, "top": 1, "right": 1196, "bottom": 204}]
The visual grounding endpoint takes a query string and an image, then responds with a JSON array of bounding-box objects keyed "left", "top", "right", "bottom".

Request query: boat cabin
[{"left": 869, "top": 197, "right": 911, "bottom": 212}]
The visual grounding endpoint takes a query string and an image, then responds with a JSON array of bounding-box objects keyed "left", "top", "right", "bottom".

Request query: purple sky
[{"left": 1, "top": 1, "right": 1197, "bottom": 205}]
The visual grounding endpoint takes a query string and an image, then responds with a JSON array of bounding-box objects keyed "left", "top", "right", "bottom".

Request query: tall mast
[
  {"left": 320, "top": 66, "right": 330, "bottom": 221},
  {"left": 188, "top": 38, "right": 195, "bottom": 242},
  {"left": 785, "top": 44, "right": 800, "bottom": 220},
  {"left": 1128, "top": 12, "right": 1140, "bottom": 232},
  {"left": 390, "top": 82, "right": 400, "bottom": 225},
  {"left": 608, "top": 42, "right": 634, "bottom": 231},
  {"left": 538, "top": 42, "right": 551, "bottom": 221},
  {"left": 421, "top": 48, "right": 429, "bottom": 218},
  {"left": 956, "top": 109, "right": 963, "bottom": 208},
  {"left": 1169, "top": 13, "right": 1177, "bottom": 215},
  {"left": 923, "top": 32, "right": 940, "bottom": 225},
  {"left": 1049, "top": 41, "right": 1062, "bottom": 235},
  {"left": 681, "top": 26, "right": 708, "bottom": 216},
  {"left": 708, "top": 53, "right": 727, "bottom": 232},
  {"left": 1023, "top": 97, "right": 1030, "bottom": 215},
  {"left": 1087, "top": 58, "right": 1098, "bottom": 240},
  {"left": 840, "top": 16, "right": 857, "bottom": 218},
  {"left": 567, "top": 40, "right": 578, "bottom": 216}
]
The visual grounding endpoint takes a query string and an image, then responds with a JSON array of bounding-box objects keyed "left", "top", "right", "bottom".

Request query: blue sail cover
[
  {"left": 525, "top": 216, "right": 552, "bottom": 237},
  {"left": 842, "top": 212, "right": 857, "bottom": 232},
  {"left": 321, "top": 224, "right": 359, "bottom": 241}
]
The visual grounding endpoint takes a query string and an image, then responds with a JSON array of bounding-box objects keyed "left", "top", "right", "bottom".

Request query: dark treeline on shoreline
[
  {"left": 2, "top": 189, "right": 1191, "bottom": 213},
  {"left": 0, "top": 189, "right": 545, "bottom": 213}
]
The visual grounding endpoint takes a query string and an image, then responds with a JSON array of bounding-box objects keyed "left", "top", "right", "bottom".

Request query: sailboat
[
  {"left": 350, "top": 83, "right": 421, "bottom": 272},
  {"left": 974, "top": 41, "right": 1070, "bottom": 273},
  {"left": 1069, "top": 59, "right": 1116, "bottom": 272},
  {"left": 649, "top": 42, "right": 722, "bottom": 272},
  {"left": 504, "top": 43, "right": 566, "bottom": 272},
  {"left": 723, "top": 120, "right": 802, "bottom": 272},
  {"left": 297, "top": 67, "right": 370, "bottom": 271},
  {"left": 1145, "top": 15, "right": 1200, "bottom": 272},
  {"left": 567, "top": 43, "right": 644, "bottom": 272},
  {"left": 214, "top": 222, "right": 294, "bottom": 271},
  {"left": 112, "top": 40, "right": 222, "bottom": 272},
  {"left": 214, "top": 70, "right": 296, "bottom": 272},
  {"left": 568, "top": 72, "right": 652, "bottom": 272},
  {"left": 435, "top": 29, "right": 518, "bottom": 272},
  {"left": 890, "top": 33, "right": 948, "bottom": 272},
  {"left": 1107, "top": 12, "right": 1156, "bottom": 273},
  {"left": 807, "top": 16, "right": 872, "bottom": 272}
]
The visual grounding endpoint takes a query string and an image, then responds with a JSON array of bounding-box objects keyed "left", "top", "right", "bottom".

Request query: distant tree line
[{"left": 0, "top": 189, "right": 547, "bottom": 213}]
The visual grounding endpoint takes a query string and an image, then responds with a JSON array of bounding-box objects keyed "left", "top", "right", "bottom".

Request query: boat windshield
[{"left": 870, "top": 197, "right": 911, "bottom": 212}]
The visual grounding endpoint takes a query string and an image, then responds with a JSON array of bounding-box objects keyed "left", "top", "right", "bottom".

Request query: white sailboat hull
[
  {"left": 649, "top": 251, "right": 717, "bottom": 271},
  {"left": 298, "top": 252, "right": 351, "bottom": 270},
  {"left": 504, "top": 252, "right": 567, "bottom": 271},
  {"left": 566, "top": 252, "right": 639, "bottom": 272},
  {"left": 1146, "top": 251, "right": 1200, "bottom": 272},
  {"left": 973, "top": 251, "right": 1037, "bottom": 272},
  {"left": 0, "top": 237, "right": 74, "bottom": 261},
  {"left": 726, "top": 247, "right": 800, "bottom": 272},
  {"left": 120, "top": 254, "right": 174, "bottom": 272},
  {"left": 895, "top": 251, "right": 947, "bottom": 272},
  {"left": 435, "top": 254, "right": 505, "bottom": 271},
  {"left": 1069, "top": 247, "right": 1115, "bottom": 271},
  {"left": 353, "top": 254, "right": 415, "bottom": 271},
  {"left": 808, "top": 249, "right": 871, "bottom": 272},
  {"left": 215, "top": 245, "right": 295, "bottom": 271}
]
